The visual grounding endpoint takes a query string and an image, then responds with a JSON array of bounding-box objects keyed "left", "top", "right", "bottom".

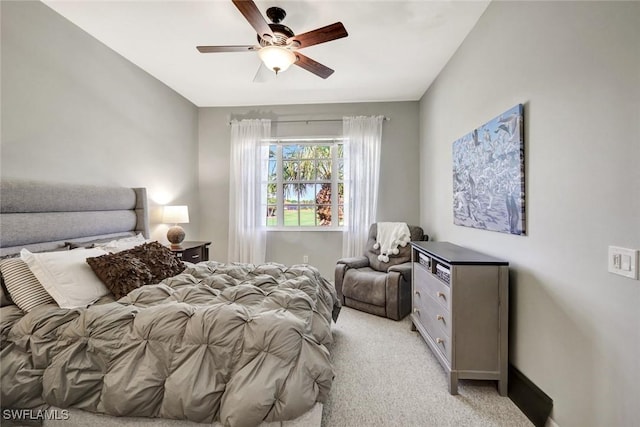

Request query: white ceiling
[{"left": 42, "top": 0, "right": 490, "bottom": 107}]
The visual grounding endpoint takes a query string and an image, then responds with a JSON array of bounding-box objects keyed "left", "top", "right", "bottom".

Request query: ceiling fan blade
[
  {"left": 253, "top": 62, "right": 274, "bottom": 83},
  {"left": 232, "top": 0, "right": 275, "bottom": 42},
  {"left": 294, "top": 52, "right": 334, "bottom": 79},
  {"left": 288, "top": 22, "right": 348, "bottom": 49},
  {"left": 197, "top": 45, "right": 258, "bottom": 53}
]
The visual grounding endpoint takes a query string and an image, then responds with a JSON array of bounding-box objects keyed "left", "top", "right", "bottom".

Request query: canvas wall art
[{"left": 452, "top": 104, "right": 525, "bottom": 235}]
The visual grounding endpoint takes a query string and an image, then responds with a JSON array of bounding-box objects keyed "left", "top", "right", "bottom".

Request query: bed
[{"left": 0, "top": 179, "right": 339, "bottom": 427}]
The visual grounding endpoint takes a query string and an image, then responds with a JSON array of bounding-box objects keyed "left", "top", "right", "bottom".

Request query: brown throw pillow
[
  {"left": 126, "top": 241, "right": 186, "bottom": 284},
  {"left": 87, "top": 242, "right": 185, "bottom": 300},
  {"left": 87, "top": 252, "right": 153, "bottom": 299}
]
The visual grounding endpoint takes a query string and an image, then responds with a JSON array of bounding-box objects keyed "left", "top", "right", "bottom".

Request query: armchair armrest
[
  {"left": 335, "top": 256, "right": 369, "bottom": 305},
  {"left": 388, "top": 262, "right": 412, "bottom": 282},
  {"left": 336, "top": 256, "right": 370, "bottom": 269},
  {"left": 385, "top": 261, "right": 413, "bottom": 320}
]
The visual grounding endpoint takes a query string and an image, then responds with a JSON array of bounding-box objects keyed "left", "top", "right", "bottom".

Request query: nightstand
[{"left": 169, "top": 241, "right": 211, "bottom": 263}]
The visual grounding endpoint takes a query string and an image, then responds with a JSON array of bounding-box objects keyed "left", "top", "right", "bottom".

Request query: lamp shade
[
  {"left": 258, "top": 46, "right": 296, "bottom": 74},
  {"left": 162, "top": 205, "right": 189, "bottom": 224}
]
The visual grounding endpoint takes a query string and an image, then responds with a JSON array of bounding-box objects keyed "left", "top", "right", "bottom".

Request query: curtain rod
[{"left": 227, "top": 117, "right": 390, "bottom": 125}]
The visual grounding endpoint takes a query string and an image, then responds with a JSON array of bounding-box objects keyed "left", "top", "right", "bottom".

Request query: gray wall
[
  {"left": 0, "top": 1, "right": 200, "bottom": 242},
  {"left": 419, "top": 2, "right": 639, "bottom": 426},
  {"left": 199, "top": 102, "right": 420, "bottom": 278}
]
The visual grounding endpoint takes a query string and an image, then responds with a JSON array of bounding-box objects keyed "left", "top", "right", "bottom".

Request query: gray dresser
[{"left": 410, "top": 241, "right": 509, "bottom": 396}]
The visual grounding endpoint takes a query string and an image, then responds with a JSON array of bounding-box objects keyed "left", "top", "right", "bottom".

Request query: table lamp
[{"left": 163, "top": 205, "right": 189, "bottom": 249}]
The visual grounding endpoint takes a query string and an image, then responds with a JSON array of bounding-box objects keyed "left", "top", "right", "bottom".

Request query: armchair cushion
[{"left": 342, "top": 267, "right": 387, "bottom": 307}]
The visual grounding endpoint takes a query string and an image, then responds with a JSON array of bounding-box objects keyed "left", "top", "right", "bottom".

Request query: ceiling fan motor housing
[
  {"left": 257, "top": 8, "right": 294, "bottom": 47},
  {"left": 258, "top": 23, "right": 294, "bottom": 46}
]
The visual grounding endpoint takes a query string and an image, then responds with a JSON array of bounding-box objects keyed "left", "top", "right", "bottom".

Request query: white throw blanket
[{"left": 374, "top": 222, "right": 411, "bottom": 263}]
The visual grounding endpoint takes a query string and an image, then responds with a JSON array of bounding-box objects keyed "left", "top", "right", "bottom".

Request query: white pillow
[
  {"left": 20, "top": 248, "right": 110, "bottom": 309},
  {"left": 97, "top": 233, "right": 149, "bottom": 253}
]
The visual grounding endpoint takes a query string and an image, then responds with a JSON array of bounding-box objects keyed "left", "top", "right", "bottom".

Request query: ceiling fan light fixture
[{"left": 258, "top": 45, "right": 296, "bottom": 74}]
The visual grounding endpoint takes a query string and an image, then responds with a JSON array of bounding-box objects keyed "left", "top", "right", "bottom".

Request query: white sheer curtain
[
  {"left": 228, "top": 119, "right": 271, "bottom": 264},
  {"left": 342, "top": 115, "right": 384, "bottom": 258}
]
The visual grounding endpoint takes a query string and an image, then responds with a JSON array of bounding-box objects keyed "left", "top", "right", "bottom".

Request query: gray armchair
[{"left": 335, "top": 223, "right": 427, "bottom": 320}]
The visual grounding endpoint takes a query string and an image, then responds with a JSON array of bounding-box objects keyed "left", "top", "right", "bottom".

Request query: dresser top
[{"left": 411, "top": 241, "right": 508, "bottom": 266}]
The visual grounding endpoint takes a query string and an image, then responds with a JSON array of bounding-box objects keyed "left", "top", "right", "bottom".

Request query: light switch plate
[{"left": 608, "top": 246, "right": 639, "bottom": 279}]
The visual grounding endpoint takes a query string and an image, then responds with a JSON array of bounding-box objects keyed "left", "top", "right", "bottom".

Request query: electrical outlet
[
  {"left": 303, "top": 255, "right": 309, "bottom": 263},
  {"left": 608, "top": 246, "right": 639, "bottom": 279}
]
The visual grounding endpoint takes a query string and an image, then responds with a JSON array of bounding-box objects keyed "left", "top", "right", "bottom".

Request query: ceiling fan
[{"left": 197, "top": 0, "right": 348, "bottom": 79}]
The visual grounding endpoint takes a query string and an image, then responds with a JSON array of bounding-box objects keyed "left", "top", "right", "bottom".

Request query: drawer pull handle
[
  {"left": 436, "top": 292, "right": 446, "bottom": 299},
  {"left": 436, "top": 338, "right": 444, "bottom": 344},
  {"left": 413, "top": 308, "right": 420, "bottom": 314},
  {"left": 191, "top": 255, "right": 200, "bottom": 259},
  {"left": 436, "top": 315, "right": 444, "bottom": 321},
  {"left": 414, "top": 291, "right": 420, "bottom": 296}
]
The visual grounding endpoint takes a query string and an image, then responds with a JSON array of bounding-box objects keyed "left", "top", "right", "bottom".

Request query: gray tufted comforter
[{"left": 0, "top": 262, "right": 340, "bottom": 427}]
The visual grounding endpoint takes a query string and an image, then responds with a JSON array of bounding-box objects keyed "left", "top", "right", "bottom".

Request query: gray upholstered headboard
[{"left": 0, "top": 180, "right": 150, "bottom": 257}]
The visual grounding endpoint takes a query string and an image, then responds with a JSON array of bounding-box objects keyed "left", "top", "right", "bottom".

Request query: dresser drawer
[
  {"left": 413, "top": 286, "right": 451, "bottom": 338},
  {"left": 413, "top": 295, "right": 452, "bottom": 363},
  {"left": 414, "top": 263, "right": 450, "bottom": 310}
]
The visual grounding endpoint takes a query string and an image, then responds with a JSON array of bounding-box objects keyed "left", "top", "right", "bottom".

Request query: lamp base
[{"left": 167, "top": 225, "right": 186, "bottom": 249}]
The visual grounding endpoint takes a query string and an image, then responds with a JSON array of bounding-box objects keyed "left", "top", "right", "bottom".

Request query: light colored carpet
[{"left": 321, "top": 307, "right": 533, "bottom": 427}]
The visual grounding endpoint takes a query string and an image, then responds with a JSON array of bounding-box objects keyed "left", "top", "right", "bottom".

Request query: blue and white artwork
[{"left": 452, "top": 104, "right": 525, "bottom": 235}]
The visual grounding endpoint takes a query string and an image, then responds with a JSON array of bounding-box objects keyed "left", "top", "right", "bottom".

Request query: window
[{"left": 264, "top": 138, "right": 344, "bottom": 229}]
